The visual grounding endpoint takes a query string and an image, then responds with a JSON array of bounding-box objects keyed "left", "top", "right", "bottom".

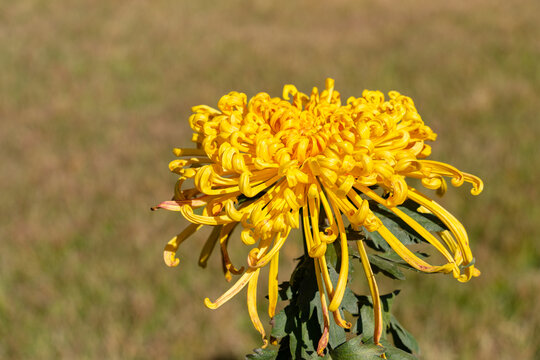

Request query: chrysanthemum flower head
[{"left": 154, "top": 79, "right": 483, "bottom": 350}]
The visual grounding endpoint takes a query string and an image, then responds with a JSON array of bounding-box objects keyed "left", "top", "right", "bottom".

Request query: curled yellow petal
[
  {"left": 163, "top": 223, "right": 203, "bottom": 267},
  {"left": 248, "top": 229, "right": 290, "bottom": 269},
  {"left": 179, "top": 205, "right": 234, "bottom": 225},
  {"left": 332, "top": 310, "right": 352, "bottom": 330},
  {"left": 463, "top": 172, "right": 484, "bottom": 195}
]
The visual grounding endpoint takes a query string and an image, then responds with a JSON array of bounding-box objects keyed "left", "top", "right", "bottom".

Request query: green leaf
[
  {"left": 359, "top": 301, "right": 376, "bottom": 340},
  {"left": 325, "top": 240, "right": 339, "bottom": 266},
  {"left": 346, "top": 225, "right": 392, "bottom": 252},
  {"left": 366, "top": 207, "right": 420, "bottom": 246},
  {"left": 272, "top": 250, "right": 421, "bottom": 359},
  {"left": 398, "top": 200, "right": 447, "bottom": 232},
  {"left": 367, "top": 254, "right": 406, "bottom": 280},
  {"left": 284, "top": 257, "right": 323, "bottom": 358},
  {"left": 379, "top": 339, "right": 419, "bottom": 360},
  {"left": 389, "top": 314, "right": 419, "bottom": 354},
  {"left": 362, "top": 229, "right": 393, "bottom": 252},
  {"left": 339, "top": 285, "right": 359, "bottom": 314},
  {"left": 328, "top": 318, "right": 347, "bottom": 350},
  {"left": 271, "top": 310, "right": 287, "bottom": 339},
  {"left": 380, "top": 291, "right": 399, "bottom": 314},
  {"left": 272, "top": 255, "right": 356, "bottom": 358},
  {"left": 278, "top": 281, "right": 292, "bottom": 301},
  {"left": 246, "top": 347, "right": 278, "bottom": 360},
  {"left": 354, "top": 291, "right": 400, "bottom": 339},
  {"left": 329, "top": 336, "right": 384, "bottom": 360},
  {"left": 362, "top": 199, "right": 449, "bottom": 251}
]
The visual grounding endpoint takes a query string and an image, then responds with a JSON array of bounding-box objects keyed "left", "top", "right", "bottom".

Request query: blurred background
[{"left": 1, "top": 0, "right": 539, "bottom": 359}]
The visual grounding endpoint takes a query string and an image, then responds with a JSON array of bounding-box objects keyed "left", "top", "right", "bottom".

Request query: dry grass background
[{"left": 1, "top": 0, "right": 539, "bottom": 359}]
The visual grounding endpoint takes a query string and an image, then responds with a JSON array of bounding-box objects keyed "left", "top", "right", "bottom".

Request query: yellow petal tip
[
  {"left": 163, "top": 250, "right": 179, "bottom": 267},
  {"left": 204, "top": 298, "right": 218, "bottom": 309}
]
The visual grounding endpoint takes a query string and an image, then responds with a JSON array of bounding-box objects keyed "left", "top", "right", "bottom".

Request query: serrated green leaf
[
  {"left": 339, "top": 286, "right": 359, "bottom": 314},
  {"left": 346, "top": 225, "right": 391, "bottom": 252},
  {"left": 286, "top": 306, "right": 317, "bottom": 359},
  {"left": 354, "top": 291, "right": 400, "bottom": 339},
  {"left": 278, "top": 281, "right": 292, "bottom": 301},
  {"left": 368, "top": 206, "right": 422, "bottom": 246},
  {"left": 284, "top": 257, "right": 323, "bottom": 358},
  {"left": 274, "top": 337, "right": 293, "bottom": 360},
  {"left": 246, "top": 347, "right": 278, "bottom": 360},
  {"left": 389, "top": 314, "right": 419, "bottom": 354},
  {"left": 274, "top": 255, "right": 357, "bottom": 357},
  {"left": 380, "top": 291, "right": 399, "bottom": 313},
  {"left": 379, "top": 339, "right": 419, "bottom": 360},
  {"left": 271, "top": 310, "right": 287, "bottom": 339},
  {"left": 329, "top": 336, "right": 384, "bottom": 360},
  {"left": 367, "top": 254, "right": 406, "bottom": 280},
  {"left": 325, "top": 240, "right": 339, "bottom": 266},
  {"left": 363, "top": 229, "right": 393, "bottom": 251},
  {"left": 398, "top": 200, "right": 447, "bottom": 232},
  {"left": 362, "top": 200, "right": 449, "bottom": 253},
  {"left": 272, "top": 249, "right": 420, "bottom": 359},
  {"left": 328, "top": 316, "right": 347, "bottom": 350},
  {"left": 359, "top": 302, "right": 376, "bottom": 340}
]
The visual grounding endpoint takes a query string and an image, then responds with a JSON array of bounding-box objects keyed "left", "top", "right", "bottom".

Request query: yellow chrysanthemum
[{"left": 154, "top": 79, "right": 483, "bottom": 352}]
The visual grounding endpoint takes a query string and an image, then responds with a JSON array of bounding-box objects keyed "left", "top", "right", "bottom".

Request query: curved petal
[
  {"left": 357, "top": 185, "right": 462, "bottom": 271},
  {"left": 376, "top": 225, "right": 455, "bottom": 274},
  {"left": 204, "top": 269, "right": 257, "bottom": 309},
  {"left": 247, "top": 269, "right": 268, "bottom": 347},
  {"left": 314, "top": 258, "right": 330, "bottom": 356},
  {"left": 163, "top": 223, "right": 203, "bottom": 267},
  {"left": 356, "top": 240, "right": 383, "bottom": 345},
  {"left": 407, "top": 188, "right": 478, "bottom": 281},
  {"left": 325, "top": 191, "right": 350, "bottom": 312},
  {"left": 268, "top": 253, "right": 279, "bottom": 318}
]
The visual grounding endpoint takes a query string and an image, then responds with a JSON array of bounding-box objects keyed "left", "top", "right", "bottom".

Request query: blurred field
[{"left": 1, "top": 0, "right": 539, "bottom": 359}]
